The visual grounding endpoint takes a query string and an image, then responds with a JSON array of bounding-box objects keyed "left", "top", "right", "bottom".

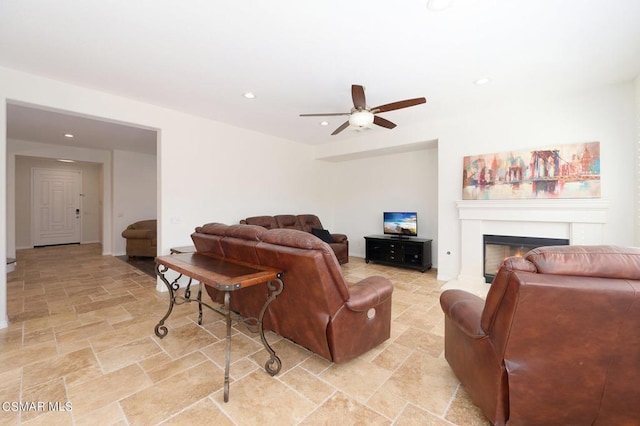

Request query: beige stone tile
[
  {"left": 22, "top": 312, "right": 77, "bottom": 333},
  {"left": 395, "top": 403, "right": 453, "bottom": 425},
  {"left": 156, "top": 323, "right": 218, "bottom": 359},
  {"left": 201, "top": 330, "right": 262, "bottom": 368},
  {"left": 249, "top": 338, "right": 314, "bottom": 375},
  {"left": 300, "top": 392, "right": 391, "bottom": 425},
  {"left": 67, "top": 364, "right": 152, "bottom": 416},
  {"left": 319, "top": 357, "right": 393, "bottom": 403},
  {"left": 120, "top": 361, "right": 222, "bottom": 426},
  {"left": 21, "top": 408, "right": 73, "bottom": 425},
  {"left": 140, "top": 351, "right": 208, "bottom": 383},
  {"left": 22, "top": 347, "right": 99, "bottom": 389},
  {"left": 215, "top": 370, "right": 315, "bottom": 425},
  {"left": 0, "top": 368, "right": 22, "bottom": 409},
  {"left": 0, "top": 327, "right": 23, "bottom": 353},
  {"left": 0, "top": 341, "right": 58, "bottom": 375},
  {"left": 73, "top": 402, "right": 127, "bottom": 426},
  {"left": 394, "top": 327, "right": 444, "bottom": 358},
  {"left": 96, "top": 336, "right": 162, "bottom": 373},
  {"left": 89, "top": 318, "right": 157, "bottom": 353},
  {"left": 55, "top": 320, "right": 113, "bottom": 345},
  {"left": 280, "top": 366, "right": 336, "bottom": 405},
  {"left": 393, "top": 303, "right": 443, "bottom": 331},
  {"left": 366, "top": 388, "right": 408, "bottom": 421},
  {"left": 227, "top": 356, "right": 260, "bottom": 380},
  {"left": 384, "top": 351, "right": 459, "bottom": 416},
  {"left": 445, "top": 385, "right": 491, "bottom": 426},
  {"left": 371, "top": 341, "right": 414, "bottom": 372},
  {"left": 23, "top": 327, "right": 55, "bottom": 347},
  {"left": 299, "top": 354, "right": 332, "bottom": 375},
  {"left": 74, "top": 295, "right": 132, "bottom": 314},
  {"left": 159, "top": 397, "right": 234, "bottom": 426},
  {"left": 5, "top": 245, "right": 489, "bottom": 426},
  {"left": 20, "top": 378, "right": 68, "bottom": 422},
  {"left": 77, "top": 305, "right": 132, "bottom": 326}
]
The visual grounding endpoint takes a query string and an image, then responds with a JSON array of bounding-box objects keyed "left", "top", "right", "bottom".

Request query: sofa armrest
[
  {"left": 440, "top": 290, "right": 486, "bottom": 338},
  {"left": 330, "top": 233, "right": 348, "bottom": 244},
  {"left": 346, "top": 276, "right": 393, "bottom": 311},
  {"left": 122, "top": 229, "right": 155, "bottom": 239}
]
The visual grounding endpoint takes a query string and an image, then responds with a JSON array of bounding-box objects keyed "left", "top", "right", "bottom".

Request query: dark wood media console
[{"left": 364, "top": 235, "right": 432, "bottom": 272}]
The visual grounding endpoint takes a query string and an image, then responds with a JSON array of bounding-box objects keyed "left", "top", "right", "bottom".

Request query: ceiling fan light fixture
[{"left": 349, "top": 110, "right": 374, "bottom": 128}]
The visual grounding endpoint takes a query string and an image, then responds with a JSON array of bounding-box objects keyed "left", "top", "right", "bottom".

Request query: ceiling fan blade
[
  {"left": 373, "top": 115, "right": 397, "bottom": 129},
  {"left": 372, "top": 97, "right": 426, "bottom": 113},
  {"left": 300, "top": 112, "right": 350, "bottom": 117},
  {"left": 331, "top": 121, "right": 350, "bottom": 135},
  {"left": 351, "top": 85, "right": 366, "bottom": 110}
]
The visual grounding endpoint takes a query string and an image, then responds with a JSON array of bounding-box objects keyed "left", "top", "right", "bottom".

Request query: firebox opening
[{"left": 483, "top": 234, "right": 569, "bottom": 283}]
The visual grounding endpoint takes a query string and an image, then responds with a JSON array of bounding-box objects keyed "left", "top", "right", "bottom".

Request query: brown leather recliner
[
  {"left": 240, "top": 214, "right": 349, "bottom": 264},
  {"left": 121, "top": 219, "right": 157, "bottom": 257},
  {"left": 440, "top": 245, "right": 640, "bottom": 425},
  {"left": 191, "top": 223, "right": 392, "bottom": 363}
]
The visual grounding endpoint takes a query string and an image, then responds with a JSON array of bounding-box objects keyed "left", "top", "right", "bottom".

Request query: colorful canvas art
[{"left": 462, "top": 141, "right": 600, "bottom": 200}]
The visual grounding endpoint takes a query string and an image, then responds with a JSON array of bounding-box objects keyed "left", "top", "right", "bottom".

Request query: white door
[{"left": 32, "top": 168, "right": 82, "bottom": 246}]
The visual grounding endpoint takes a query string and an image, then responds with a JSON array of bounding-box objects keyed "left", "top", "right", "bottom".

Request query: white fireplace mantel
[{"left": 442, "top": 199, "right": 609, "bottom": 297}]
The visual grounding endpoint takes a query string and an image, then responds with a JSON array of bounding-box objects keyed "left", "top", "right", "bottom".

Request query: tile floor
[{"left": 2, "top": 243, "right": 489, "bottom": 425}]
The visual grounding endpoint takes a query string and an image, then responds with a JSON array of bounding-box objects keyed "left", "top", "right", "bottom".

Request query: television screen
[{"left": 383, "top": 212, "right": 417, "bottom": 236}]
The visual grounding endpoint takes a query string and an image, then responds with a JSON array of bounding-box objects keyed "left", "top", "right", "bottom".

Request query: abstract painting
[{"left": 462, "top": 141, "right": 600, "bottom": 200}]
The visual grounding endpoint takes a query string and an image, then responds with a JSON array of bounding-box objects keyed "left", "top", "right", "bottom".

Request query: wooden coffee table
[{"left": 154, "top": 252, "right": 283, "bottom": 402}]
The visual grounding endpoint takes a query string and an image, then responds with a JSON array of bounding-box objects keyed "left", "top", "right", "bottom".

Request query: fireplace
[
  {"left": 440, "top": 199, "right": 608, "bottom": 298},
  {"left": 483, "top": 234, "right": 569, "bottom": 283}
]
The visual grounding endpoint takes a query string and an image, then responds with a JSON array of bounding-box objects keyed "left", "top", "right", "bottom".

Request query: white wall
[
  {"left": 317, "top": 81, "right": 637, "bottom": 281},
  {"left": 325, "top": 147, "right": 439, "bottom": 264},
  {"left": 0, "top": 66, "right": 327, "bottom": 327},
  {"left": 635, "top": 75, "right": 640, "bottom": 246},
  {"left": 112, "top": 150, "right": 157, "bottom": 255}
]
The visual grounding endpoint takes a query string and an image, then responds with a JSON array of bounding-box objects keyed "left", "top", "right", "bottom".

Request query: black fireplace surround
[{"left": 483, "top": 234, "right": 569, "bottom": 283}]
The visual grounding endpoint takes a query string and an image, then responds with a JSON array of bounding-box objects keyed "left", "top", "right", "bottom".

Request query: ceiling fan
[{"left": 300, "top": 84, "right": 426, "bottom": 135}]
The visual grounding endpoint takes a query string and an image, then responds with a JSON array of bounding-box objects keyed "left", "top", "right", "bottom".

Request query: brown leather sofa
[
  {"left": 191, "top": 222, "right": 392, "bottom": 363},
  {"left": 240, "top": 214, "right": 349, "bottom": 264},
  {"left": 440, "top": 245, "right": 640, "bottom": 425},
  {"left": 121, "top": 219, "right": 157, "bottom": 257}
]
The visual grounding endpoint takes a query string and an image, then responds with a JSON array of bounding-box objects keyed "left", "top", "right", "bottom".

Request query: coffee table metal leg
[
  {"left": 154, "top": 264, "right": 178, "bottom": 339},
  {"left": 223, "top": 290, "right": 231, "bottom": 403},
  {"left": 259, "top": 276, "right": 284, "bottom": 376}
]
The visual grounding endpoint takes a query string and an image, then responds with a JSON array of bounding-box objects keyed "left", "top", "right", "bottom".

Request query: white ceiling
[{"left": 2, "top": 0, "right": 640, "bottom": 150}]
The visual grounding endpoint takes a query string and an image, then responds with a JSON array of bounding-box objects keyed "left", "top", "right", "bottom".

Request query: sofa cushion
[
  {"left": 261, "top": 228, "right": 327, "bottom": 251},
  {"left": 274, "top": 214, "right": 302, "bottom": 230},
  {"left": 244, "top": 216, "right": 278, "bottom": 229},
  {"left": 311, "top": 228, "right": 334, "bottom": 244},
  {"left": 526, "top": 245, "right": 640, "bottom": 280},
  {"left": 297, "top": 214, "right": 323, "bottom": 233},
  {"left": 224, "top": 224, "right": 266, "bottom": 241},
  {"left": 198, "top": 222, "right": 230, "bottom": 236}
]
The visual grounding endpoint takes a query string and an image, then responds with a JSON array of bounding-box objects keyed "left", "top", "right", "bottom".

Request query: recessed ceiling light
[
  {"left": 243, "top": 92, "right": 255, "bottom": 99},
  {"left": 57, "top": 159, "right": 75, "bottom": 163},
  {"left": 474, "top": 78, "right": 490, "bottom": 85},
  {"left": 64, "top": 133, "right": 74, "bottom": 138},
  {"left": 320, "top": 121, "right": 329, "bottom": 126},
  {"left": 427, "top": 0, "right": 454, "bottom": 11}
]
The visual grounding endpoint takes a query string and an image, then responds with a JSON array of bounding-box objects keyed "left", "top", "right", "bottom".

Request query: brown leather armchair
[
  {"left": 440, "top": 245, "right": 640, "bottom": 425},
  {"left": 121, "top": 219, "right": 157, "bottom": 257}
]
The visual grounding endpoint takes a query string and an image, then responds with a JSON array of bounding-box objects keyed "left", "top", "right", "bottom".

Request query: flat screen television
[{"left": 383, "top": 212, "right": 417, "bottom": 237}]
